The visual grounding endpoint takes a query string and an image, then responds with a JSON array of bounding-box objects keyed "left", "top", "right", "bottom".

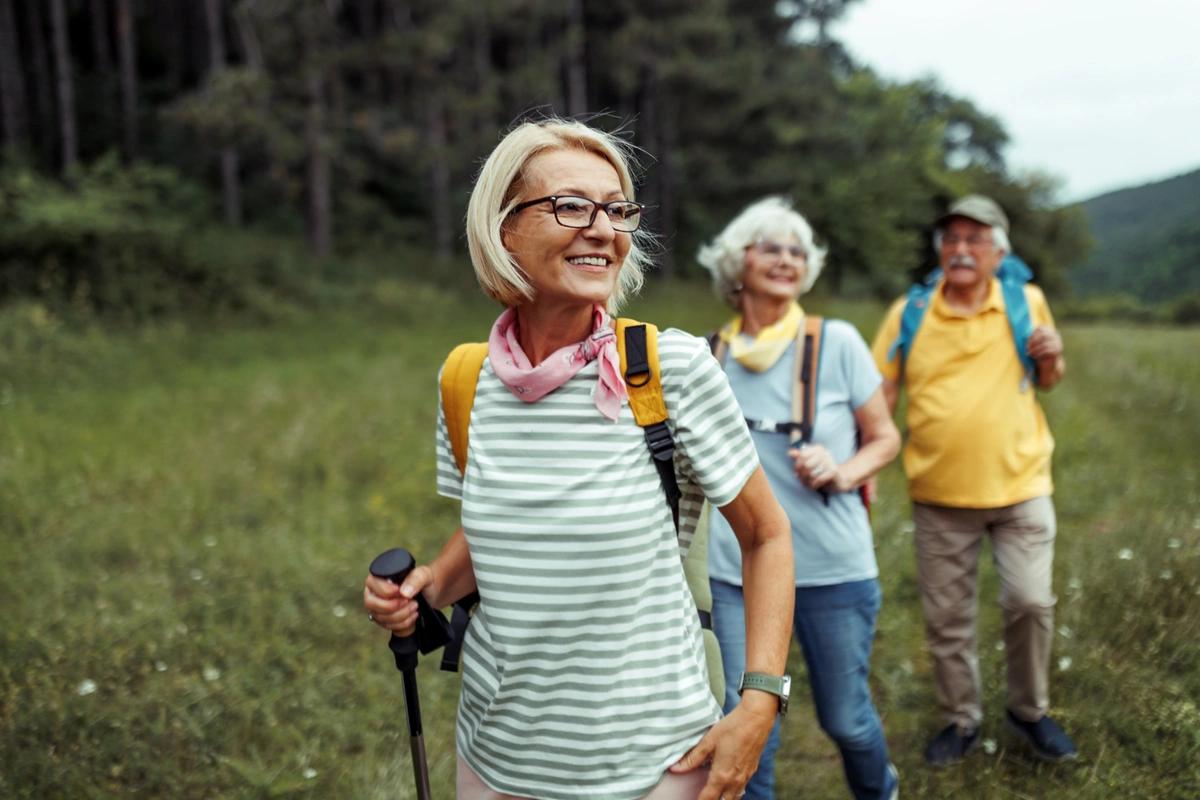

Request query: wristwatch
[{"left": 737, "top": 671, "right": 792, "bottom": 717}]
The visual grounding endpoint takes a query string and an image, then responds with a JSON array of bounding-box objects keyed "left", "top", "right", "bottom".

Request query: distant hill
[{"left": 1070, "top": 167, "right": 1200, "bottom": 301}]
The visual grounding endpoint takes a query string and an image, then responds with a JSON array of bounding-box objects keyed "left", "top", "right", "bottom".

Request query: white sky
[{"left": 832, "top": 0, "right": 1200, "bottom": 202}]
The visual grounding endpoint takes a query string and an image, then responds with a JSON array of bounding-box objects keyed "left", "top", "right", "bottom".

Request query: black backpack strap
[
  {"left": 645, "top": 420, "right": 682, "bottom": 532},
  {"left": 440, "top": 591, "right": 480, "bottom": 672},
  {"left": 623, "top": 323, "right": 682, "bottom": 533}
]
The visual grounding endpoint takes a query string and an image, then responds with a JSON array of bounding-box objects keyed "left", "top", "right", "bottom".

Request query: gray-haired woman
[{"left": 698, "top": 197, "right": 901, "bottom": 800}]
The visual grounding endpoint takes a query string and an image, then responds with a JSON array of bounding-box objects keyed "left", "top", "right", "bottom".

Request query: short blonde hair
[
  {"left": 696, "top": 196, "right": 828, "bottom": 309},
  {"left": 466, "top": 118, "right": 650, "bottom": 312}
]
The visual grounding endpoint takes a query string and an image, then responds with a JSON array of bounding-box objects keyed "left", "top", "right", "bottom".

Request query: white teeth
[{"left": 568, "top": 256, "right": 608, "bottom": 266}]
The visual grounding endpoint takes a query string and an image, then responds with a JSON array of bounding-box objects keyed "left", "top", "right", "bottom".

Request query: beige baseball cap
[{"left": 936, "top": 194, "right": 1009, "bottom": 232}]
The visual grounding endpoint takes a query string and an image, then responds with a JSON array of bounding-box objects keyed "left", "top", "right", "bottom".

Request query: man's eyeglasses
[
  {"left": 751, "top": 240, "right": 807, "bottom": 262},
  {"left": 941, "top": 234, "right": 994, "bottom": 249},
  {"left": 510, "top": 195, "right": 645, "bottom": 233}
]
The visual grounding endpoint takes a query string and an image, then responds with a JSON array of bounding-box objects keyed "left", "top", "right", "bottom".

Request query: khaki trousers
[
  {"left": 457, "top": 756, "right": 710, "bottom": 799},
  {"left": 913, "top": 496, "right": 1057, "bottom": 730}
]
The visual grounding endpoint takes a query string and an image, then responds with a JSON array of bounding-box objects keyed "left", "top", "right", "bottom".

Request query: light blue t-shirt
[{"left": 708, "top": 319, "right": 883, "bottom": 587}]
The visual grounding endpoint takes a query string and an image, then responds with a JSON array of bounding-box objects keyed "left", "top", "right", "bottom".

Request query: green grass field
[{"left": 2, "top": 281, "right": 1197, "bottom": 799}]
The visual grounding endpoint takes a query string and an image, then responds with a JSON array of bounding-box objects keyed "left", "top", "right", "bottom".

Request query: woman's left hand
[
  {"left": 669, "top": 695, "right": 777, "bottom": 800},
  {"left": 790, "top": 444, "right": 849, "bottom": 492}
]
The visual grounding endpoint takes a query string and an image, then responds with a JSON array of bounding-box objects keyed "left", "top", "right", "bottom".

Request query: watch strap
[{"left": 738, "top": 671, "right": 791, "bottom": 716}]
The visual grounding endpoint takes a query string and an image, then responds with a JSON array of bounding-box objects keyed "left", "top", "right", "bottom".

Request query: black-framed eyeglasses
[{"left": 510, "top": 195, "right": 645, "bottom": 233}]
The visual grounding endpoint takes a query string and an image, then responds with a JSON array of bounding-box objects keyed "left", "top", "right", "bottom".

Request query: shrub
[
  {"left": 1169, "top": 292, "right": 1200, "bottom": 325},
  {"left": 1056, "top": 293, "right": 1165, "bottom": 324},
  {"left": 0, "top": 158, "right": 316, "bottom": 320}
]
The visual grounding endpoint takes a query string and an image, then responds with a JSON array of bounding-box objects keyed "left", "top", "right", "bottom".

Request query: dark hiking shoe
[
  {"left": 1006, "top": 709, "right": 1078, "bottom": 762},
  {"left": 924, "top": 724, "right": 980, "bottom": 767}
]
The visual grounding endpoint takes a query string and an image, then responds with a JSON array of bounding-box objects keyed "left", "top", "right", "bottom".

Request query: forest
[
  {"left": 0, "top": 0, "right": 1095, "bottom": 318},
  {"left": 1074, "top": 168, "right": 1200, "bottom": 304}
]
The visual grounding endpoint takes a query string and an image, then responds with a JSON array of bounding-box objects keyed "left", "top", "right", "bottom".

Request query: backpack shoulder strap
[
  {"left": 793, "top": 315, "right": 825, "bottom": 446},
  {"left": 616, "top": 318, "right": 668, "bottom": 424},
  {"left": 997, "top": 254, "right": 1037, "bottom": 380},
  {"left": 887, "top": 270, "right": 939, "bottom": 372},
  {"left": 615, "top": 318, "right": 681, "bottom": 532},
  {"left": 618, "top": 318, "right": 719, "bottom": 684},
  {"left": 440, "top": 342, "right": 489, "bottom": 475}
]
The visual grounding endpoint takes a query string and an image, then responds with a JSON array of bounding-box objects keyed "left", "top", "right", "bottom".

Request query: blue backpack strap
[
  {"left": 887, "top": 269, "right": 940, "bottom": 369},
  {"left": 997, "top": 254, "right": 1037, "bottom": 380}
]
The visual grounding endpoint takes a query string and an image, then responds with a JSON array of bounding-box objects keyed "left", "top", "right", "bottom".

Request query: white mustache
[{"left": 948, "top": 255, "right": 977, "bottom": 269}]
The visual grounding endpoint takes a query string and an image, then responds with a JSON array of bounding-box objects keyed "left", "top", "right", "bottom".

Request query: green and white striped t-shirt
[{"left": 435, "top": 328, "right": 758, "bottom": 800}]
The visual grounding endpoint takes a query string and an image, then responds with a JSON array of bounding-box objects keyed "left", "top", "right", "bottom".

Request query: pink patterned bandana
[{"left": 488, "top": 305, "right": 627, "bottom": 421}]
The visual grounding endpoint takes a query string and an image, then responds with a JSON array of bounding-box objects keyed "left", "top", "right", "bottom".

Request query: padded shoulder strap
[
  {"left": 440, "top": 342, "right": 489, "bottom": 475},
  {"left": 616, "top": 318, "right": 668, "bottom": 426},
  {"left": 997, "top": 254, "right": 1036, "bottom": 380},
  {"left": 616, "top": 317, "right": 681, "bottom": 532},
  {"left": 888, "top": 271, "right": 938, "bottom": 368}
]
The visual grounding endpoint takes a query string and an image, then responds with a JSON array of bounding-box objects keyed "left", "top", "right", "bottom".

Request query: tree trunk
[
  {"left": 115, "top": 0, "right": 138, "bottom": 161},
  {"left": 152, "top": 0, "right": 184, "bottom": 93},
  {"left": 233, "top": 1, "right": 285, "bottom": 188},
  {"left": 0, "top": 0, "right": 27, "bottom": 149},
  {"left": 565, "top": 0, "right": 587, "bottom": 117},
  {"left": 472, "top": 5, "right": 491, "bottom": 89},
  {"left": 25, "top": 0, "right": 54, "bottom": 165},
  {"left": 657, "top": 88, "right": 679, "bottom": 278},
  {"left": 204, "top": 0, "right": 241, "bottom": 225},
  {"left": 305, "top": 69, "right": 332, "bottom": 257},
  {"left": 426, "top": 87, "right": 452, "bottom": 260},
  {"left": 89, "top": 0, "right": 113, "bottom": 73},
  {"left": 638, "top": 66, "right": 674, "bottom": 277},
  {"left": 232, "top": 1, "right": 264, "bottom": 70},
  {"left": 351, "top": 0, "right": 381, "bottom": 100},
  {"left": 48, "top": 0, "right": 77, "bottom": 171}
]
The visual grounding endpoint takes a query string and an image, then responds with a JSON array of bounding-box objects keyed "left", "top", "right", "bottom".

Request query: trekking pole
[{"left": 369, "top": 548, "right": 453, "bottom": 800}]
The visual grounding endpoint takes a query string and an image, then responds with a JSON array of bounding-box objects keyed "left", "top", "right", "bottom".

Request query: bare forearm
[
  {"left": 426, "top": 527, "right": 476, "bottom": 608},
  {"left": 740, "top": 522, "right": 794, "bottom": 676},
  {"left": 882, "top": 378, "right": 899, "bottom": 414},
  {"left": 835, "top": 388, "right": 901, "bottom": 489},
  {"left": 835, "top": 436, "right": 899, "bottom": 489}
]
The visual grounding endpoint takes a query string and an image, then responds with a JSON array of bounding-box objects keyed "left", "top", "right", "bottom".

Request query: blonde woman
[
  {"left": 364, "top": 121, "right": 795, "bottom": 800},
  {"left": 698, "top": 197, "right": 900, "bottom": 800}
]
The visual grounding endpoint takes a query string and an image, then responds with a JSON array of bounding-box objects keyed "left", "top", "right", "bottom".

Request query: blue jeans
[{"left": 710, "top": 578, "right": 897, "bottom": 800}]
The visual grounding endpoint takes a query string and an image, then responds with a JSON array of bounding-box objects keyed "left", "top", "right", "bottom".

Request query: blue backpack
[{"left": 887, "top": 254, "right": 1037, "bottom": 383}]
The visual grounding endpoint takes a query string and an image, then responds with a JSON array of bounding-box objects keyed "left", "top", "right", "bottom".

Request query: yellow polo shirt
[{"left": 870, "top": 279, "right": 1056, "bottom": 508}]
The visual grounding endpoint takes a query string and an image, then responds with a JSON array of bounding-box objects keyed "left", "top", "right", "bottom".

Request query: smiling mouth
[{"left": 567, "top": 256, "right": 610, "bottom": 268}]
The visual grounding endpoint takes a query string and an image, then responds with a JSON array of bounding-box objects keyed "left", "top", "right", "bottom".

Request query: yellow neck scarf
[{"left": 718, "top": 302, "right": 804, "bottom": 372}]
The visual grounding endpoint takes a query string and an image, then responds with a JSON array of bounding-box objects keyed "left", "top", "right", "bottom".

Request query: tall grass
[{"left": 1, "top": 281, "right": 1197, "bottom": 798}]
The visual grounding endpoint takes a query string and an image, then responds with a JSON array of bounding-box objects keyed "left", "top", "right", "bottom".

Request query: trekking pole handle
[
  {"left": 370, "top": 548, "right": 424, "bottom": 671},
  {"left": 369, "top": 548, "right": 453, "bottom": 670}
]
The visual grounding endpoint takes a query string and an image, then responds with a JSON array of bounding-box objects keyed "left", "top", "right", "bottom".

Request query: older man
[{"left": 870, "top": 195, "right": 1076, "bottom": 766}]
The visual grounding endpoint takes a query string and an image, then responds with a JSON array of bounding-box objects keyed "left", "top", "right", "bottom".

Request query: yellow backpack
[{"left": 439, "top": 319, "right": 725, "bottom": 703}]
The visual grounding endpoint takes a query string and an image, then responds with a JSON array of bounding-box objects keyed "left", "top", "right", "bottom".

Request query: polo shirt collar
[{"left": 933, "top": 276, "right": 1004, "bottom": 318}]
